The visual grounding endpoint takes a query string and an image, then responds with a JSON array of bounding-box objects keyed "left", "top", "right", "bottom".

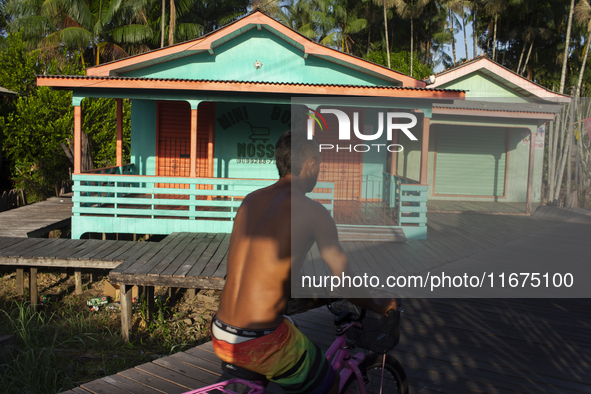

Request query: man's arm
[{"left": 311, "top": 203, "right": 396, "bottom": 314}]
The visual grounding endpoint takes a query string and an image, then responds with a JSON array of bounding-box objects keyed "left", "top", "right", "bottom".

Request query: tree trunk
[
  {"left": 492, "top": 14, "right": 498, "bottom": 61},
  {"left": 410, "top": 17, "right": 414, "bottom": 77},
  {"left": 548, "top": 118, "right": 556, "bottom": 202},
  {"left": 521, "top": 38, "right": 534, "bottom": 75},
  {"left": 575, "top": 33, "right": 591, "bottom": 99},
  {"left": 473, "top": 3, "right": 478, "bottom": 57},
  {"left": 168, "top": 0, "right": 176, "bottom": 46},
  {"left": 161, "top": 0, "right": 165, "bottom": 48},
  {"left": 450, "top": 9, "right": 456, "bottom": 65},
  {"left": 559, "top": 0, "right": 575, "bottom": 94},
  {"left": 384, "top": 2, "right": 390, "bottom": 69},
  {"left": 463, "top": 5, "right": 468, "bottom": 59},
  {"left": 516, "top": 40, "right": 527, "bottom": 73},
  {"left": 367, "top": 7, "right": 372, "bottom": 56},
  {"left": 554, "top": 105, "right": 570, "bottom": 201}
]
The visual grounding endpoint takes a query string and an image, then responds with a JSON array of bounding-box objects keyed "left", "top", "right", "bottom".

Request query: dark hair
[{"left": 275, "top": 130, "right": 319, "bottom": 177}]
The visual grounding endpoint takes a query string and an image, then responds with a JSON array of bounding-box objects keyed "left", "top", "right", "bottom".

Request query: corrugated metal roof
[
  {"left": 434, "top": 100, "right": 563, "bottom": 114},
  {"left": 0, "top": 86, "right": 18, "bottom": 97},
  {"left": 37, "top": 75, "right": 465, "bottom": 92}
]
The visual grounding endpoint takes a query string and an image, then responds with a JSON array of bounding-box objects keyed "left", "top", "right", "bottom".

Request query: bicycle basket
[{"left": 343, "top": 305, "right": 400, "bottom": 354}]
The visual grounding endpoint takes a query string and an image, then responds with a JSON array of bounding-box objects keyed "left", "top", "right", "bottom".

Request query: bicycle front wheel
[{"left": 342, "top": 353, "right": 408, "bottom": 394}]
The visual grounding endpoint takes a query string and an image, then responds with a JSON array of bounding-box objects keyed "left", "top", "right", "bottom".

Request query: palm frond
[
  {"left": 175, "top": 23, "right": 203, "bottom": 41},
  {"left": 110, "top": 24, "right": 153, "bottom": 44}
]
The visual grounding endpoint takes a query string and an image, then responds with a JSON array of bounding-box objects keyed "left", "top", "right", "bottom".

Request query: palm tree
[
  {"left": 372, "top": 0, "right": 396, "bottom": 68},
  {"left": 394, "top": 0, "right": 430, "bottom": 77},
  {"left": 446, "top": 0, "right": 464, "bottom": 65},
  {"left": 35, "top": 0, "right": 125, "bottom": 66},
  {"left": 560, "top": 0, "right": 576, "bottom": 94},
  {"left": 164, "top": 0, "right": 202, "bottom": 46},
  {"left": 574, "top": 0, "right": 591, "bottom": 98},
  {"left": 483, "top": 0, "right": 508, "bottom": 61}
]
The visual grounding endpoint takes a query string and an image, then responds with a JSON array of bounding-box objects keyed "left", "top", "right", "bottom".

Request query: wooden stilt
[
  {"left": 29, "top": 267, "right": 38, "bottom": 310},
  {"left": 186, "top": 288, "right": 196, "bottom": 298},
  {"left": 16, "top": 268, "right": 24, "bottom": 296},
  {"left": 120, "top": 284, "right": 133, "bottom": 342},
  {"left": 75, "top": 270, "right": 82, "bottom": 295}
]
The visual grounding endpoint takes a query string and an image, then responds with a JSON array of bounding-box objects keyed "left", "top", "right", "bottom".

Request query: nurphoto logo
[{"left": 305, "top": 107, "right": 419, "bottom": 153}]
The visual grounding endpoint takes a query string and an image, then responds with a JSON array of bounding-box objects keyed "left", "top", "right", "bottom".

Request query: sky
[{"left": 435, "top": 21, "right": 475, "bottom": 73}]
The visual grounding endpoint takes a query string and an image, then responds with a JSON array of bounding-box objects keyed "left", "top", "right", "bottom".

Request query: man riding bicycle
[{"left": 213, "top": 130, "right": 398, "bottom": 394}]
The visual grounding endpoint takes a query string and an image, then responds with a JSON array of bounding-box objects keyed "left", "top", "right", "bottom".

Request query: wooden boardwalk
[
  {"left": 60, "top": 297, "right": 591, "bottom": 394},
  {"left": 427, "top": 200, "right": 541, "bottom": 215},
  {"left": 109, "top": 232, "right": 228, "bottom": 289},
  {"left": 0, "top": 233, "right": 227, "bottom": 309},
  {"left": 0, "top": 196, "right": 72, "bottom": 237}
]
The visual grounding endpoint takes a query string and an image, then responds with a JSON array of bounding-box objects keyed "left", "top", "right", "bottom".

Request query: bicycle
[{"left": 183, "top": 299, "right": 408, "bottom": 394}]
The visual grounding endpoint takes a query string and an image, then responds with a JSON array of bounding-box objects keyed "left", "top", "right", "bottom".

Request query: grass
[{"left": 0, "top": 273, "right": 213, "bottom": 394}]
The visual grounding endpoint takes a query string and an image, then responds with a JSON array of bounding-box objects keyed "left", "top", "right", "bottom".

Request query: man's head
[{"left": 275, "top": 130, "right": 320, "bottom": 190}]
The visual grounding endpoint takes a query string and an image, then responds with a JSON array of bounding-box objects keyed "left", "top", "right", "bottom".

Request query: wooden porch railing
[
  {"left": 70, "top": 167, "right": 335, "bottom": 238},
  {"left": 384, "top": 173, "right": 428, "bottom": 233}
]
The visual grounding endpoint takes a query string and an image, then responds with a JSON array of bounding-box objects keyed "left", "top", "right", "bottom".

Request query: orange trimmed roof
[
  {"left": 431, "top": 56, "right": 570, "bottom": 102},
  {"left": 85, "top": 11, "right": 423, "bottom": 87},
  {"left": 37, "top": 75, "right": 464, "bottom": 99}
]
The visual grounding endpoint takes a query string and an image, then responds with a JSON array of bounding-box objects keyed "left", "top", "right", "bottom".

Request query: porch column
[
  {"left": 74, "top": 104, "right": 82, "bottom": 174},
  {"left": 420, "top": 116, "right": 430, "bottom": 185},
  {"left": 116, "top": 99, "right": 123, "bottom": 167},
  {"left": 190, "top": 108, "right": 198, "bottom": 178},
  {"left": 208, "top": 105, "right": 215, "bottom": 177},
  {"left": 525, "top": 127, "right": 536, "bottom": 215},
  {"left": 390, "top": 130, "right": 398, "bottom": 176}
]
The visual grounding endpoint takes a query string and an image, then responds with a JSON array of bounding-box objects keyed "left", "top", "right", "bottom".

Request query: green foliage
[
  {"left": 83, "top": 98, "right": 132, "bottom": 168},
  {"left": 0, "top": 34, "right": 78, "bottom": 200},
  {"left": 365, "top": 50, "right": 433, "bottom": 79},
  {"left": 0, "top": 301, "right": 73, "bottom": 393},
  {"left": 0, "top": 33, "right": 131, "bottom": 200}
]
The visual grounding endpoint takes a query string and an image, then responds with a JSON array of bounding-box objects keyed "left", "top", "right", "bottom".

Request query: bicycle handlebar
[{"left": 327, "top": 299, "right": 366, "bottom": 322}]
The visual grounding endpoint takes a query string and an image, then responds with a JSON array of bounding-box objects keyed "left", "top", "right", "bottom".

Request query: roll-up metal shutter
[{"left": 434, "top": 125, "right": 507, "bottom": 196}]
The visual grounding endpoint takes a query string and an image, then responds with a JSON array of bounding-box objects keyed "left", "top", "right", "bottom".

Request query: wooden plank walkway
[
  {"left": 60, "top": 297, "right": 591, "bottom": 394},
  {"left": 109, "top": 233, "right": 228, "bottom": 290},
  {"left": 0, "top": 196, "right": 72, "bottom": 237},
  {"left": 427, "top": 200, "right": 541, "bottom": 215}
]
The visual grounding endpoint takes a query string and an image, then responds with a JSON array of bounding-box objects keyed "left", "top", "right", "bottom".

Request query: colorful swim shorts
[{"left": 211, "top": 315, "right": 335, "bottom": 394}]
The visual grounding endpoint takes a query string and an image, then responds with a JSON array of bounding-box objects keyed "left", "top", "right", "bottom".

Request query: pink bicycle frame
[{"left": 183, "top": 321, "right": 367, "bottom": 394}]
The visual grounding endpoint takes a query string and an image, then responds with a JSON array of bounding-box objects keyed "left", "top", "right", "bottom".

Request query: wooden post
[
  {"left": 120, "top": 284, "right": 133, "bottom": 342},
  {"left": 16, "top": 268, "right": 24, "bottom": 295},
  {"left": 190, "top": 109, "right": 198, "bottom": 178},
  {"left": 390, "top": 129, "right": 399, "bottom": 176},
  {"left": 186, "top": 288, "right": 196, "bottom": 298},
  {"left": 147, "top": 286, "right": 155, "bottom": 321},
  {"left": 525, "top": 129, "right": 536, "bottom": 214},
  {"left": 420, "top": 116, "right": 430, "bottom": 185},
  {"left": 29, "top": 267, "right": 38, "bottom": 310},
  {"left": 116, "top": 99, "right": 123, "bottom": 167},
  {"left": 74, "top": 269, "right": 82, "bottom": 294},
  {"left": 74, "top": 105, "right": 82, "bottom": 174}
]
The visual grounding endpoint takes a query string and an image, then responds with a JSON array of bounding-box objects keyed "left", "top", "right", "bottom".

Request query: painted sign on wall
[{"left": 214, "top": 103, "right": 291, "bottom": 179}]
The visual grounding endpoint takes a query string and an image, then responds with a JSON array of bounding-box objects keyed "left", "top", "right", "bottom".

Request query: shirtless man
[{"left": 213, "top": 130, "right": 397, "bottom": 394}]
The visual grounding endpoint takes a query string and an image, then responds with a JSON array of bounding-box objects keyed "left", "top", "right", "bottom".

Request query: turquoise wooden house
[
  {"left": 397, "top": 56, "right": 570, "bottom": 214},
  {"left": 37, "top": 11, "right": 464, "bottom": 241}
]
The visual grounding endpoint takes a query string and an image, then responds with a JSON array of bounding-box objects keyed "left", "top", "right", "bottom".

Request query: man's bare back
[
  {"left": 216, "top": 175, "right": 323, "bottom": 329},
  {"left": 212, "top": 131, "right": 396, "bottom": 394}
]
